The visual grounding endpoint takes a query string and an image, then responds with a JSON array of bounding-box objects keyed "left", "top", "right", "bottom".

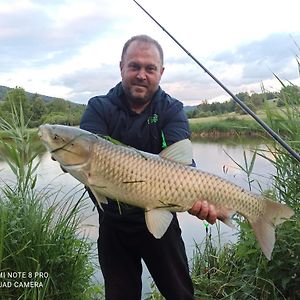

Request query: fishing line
[
  {"left": 133, "top": 0, "right": 300, "bottom": 163},
  {"left": 204, "top": 222, "right": 211, "bottom": 280}
]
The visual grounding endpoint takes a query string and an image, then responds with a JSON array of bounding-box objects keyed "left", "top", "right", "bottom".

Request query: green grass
[
  {"left": 189, "top": 115, "right": 263, "bottom": 136},
  {"left": 188, "top": 104, "right": 300, "bottom": 137}
]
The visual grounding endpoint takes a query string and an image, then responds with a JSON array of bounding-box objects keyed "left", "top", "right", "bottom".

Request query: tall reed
[
  {"left": 190, "top": 74, "right": 300, "bottom": 298},
  {"left": 0, "top": 105, "right": 103, "bottom": 299}
]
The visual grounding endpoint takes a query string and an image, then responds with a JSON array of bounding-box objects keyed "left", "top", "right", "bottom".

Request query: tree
[
  {"left": 29, "top": 96, "right": 47, "bottom": 127},
  {"left": 235, "top": 100, "right": 257, "bottom": 115},
  {"left": 1, "top": 87, "right": 31, "bottom": 124},
  {"left": 235, "top": 92, "right": 250, "bottom": 103},
  {"left": 280, "top": 85, "right": 300, "bottom": 105},
  {"left": 250, "top": 93, "right": 264, "bottom": 108},
  {"left": 46, "top": 98, "right": 69, "bottom": 113}
]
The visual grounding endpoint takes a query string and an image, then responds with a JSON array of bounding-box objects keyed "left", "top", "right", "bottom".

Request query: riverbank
[{"left": 189, "top": 114, "right": 268, "bottom": 138}]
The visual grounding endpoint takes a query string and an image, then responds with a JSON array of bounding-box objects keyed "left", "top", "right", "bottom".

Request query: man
[{"left": 80, "top": 34, "right": 218, "bottom": 299}]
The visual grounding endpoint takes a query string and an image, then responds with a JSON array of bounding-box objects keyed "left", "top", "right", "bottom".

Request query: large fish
[{"left": 39, "top": 124, "right": 294, "bottom": 260}]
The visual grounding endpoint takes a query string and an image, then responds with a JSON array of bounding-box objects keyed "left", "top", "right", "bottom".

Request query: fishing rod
[{"left": 133, "top": 0, "right": 300, "bottom": 163}]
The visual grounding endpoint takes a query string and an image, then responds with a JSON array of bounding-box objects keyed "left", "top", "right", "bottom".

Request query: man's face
[{"left": 120, "top": 41, "right": 164, "bottom": 108}]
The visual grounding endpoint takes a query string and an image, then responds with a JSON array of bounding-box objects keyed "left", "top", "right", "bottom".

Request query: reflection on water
[{"left": 0, "top": 138, "right": 274, "bottom": 297}]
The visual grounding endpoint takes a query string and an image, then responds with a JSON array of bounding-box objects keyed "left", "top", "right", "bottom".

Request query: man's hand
[{"left": 188, "top": 200, "right": 218, "bottom": 225}]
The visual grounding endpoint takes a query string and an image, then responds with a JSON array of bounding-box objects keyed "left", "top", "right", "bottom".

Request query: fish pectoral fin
[
  {"left": 145, "top": 209, "right": 173, "bottom": 239},
  {"left": 89, "top": 186, "right": 108, "bottom": 210},
  {"left": 159, "top": 139, "right": 193, "bottom": 165}
]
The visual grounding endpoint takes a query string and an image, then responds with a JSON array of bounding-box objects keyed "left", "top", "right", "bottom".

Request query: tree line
[
  {"left": 0, "top": 87, "right": 86, "bottom": 128},
  {"left": 1, "top": 85, "right": 299, "bottom": 127},
  {"left": 186, "top": 85, "right": 300, "bottom": 118}
]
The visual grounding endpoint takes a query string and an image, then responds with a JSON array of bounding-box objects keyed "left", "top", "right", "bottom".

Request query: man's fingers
[
  {"left": 188, "top": 201, "right": 202, "bottom": 215},
  {"left": 196, "top": 201, "right": 209, "bottom": 220},
  {"left": 206, "top": 204, "right": 217, "bottom": 224},
  {"left": 188, "top": 200, "right": 218, "bottom": 225}
]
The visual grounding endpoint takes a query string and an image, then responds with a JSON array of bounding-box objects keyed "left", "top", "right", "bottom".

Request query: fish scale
[
  {"left": 107, "top": 147, "right": 272, "bottom": 221},
  {"left": 91, "top": 140, "right": 264, "bottom": 217},
  {"left": 39, "top": 124, "right": 294, "bottom": 260}
]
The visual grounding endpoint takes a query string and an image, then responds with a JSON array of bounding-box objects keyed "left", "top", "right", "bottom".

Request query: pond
[{"left": 0, "top": 137, "right": 275, "bottom": 297}]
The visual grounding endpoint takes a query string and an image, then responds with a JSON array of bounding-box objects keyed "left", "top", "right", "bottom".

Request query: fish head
[{"left": 38, "top": 124, "right": 96, "bottom": 167}]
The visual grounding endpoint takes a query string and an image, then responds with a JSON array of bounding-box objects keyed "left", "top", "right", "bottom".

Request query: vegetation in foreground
[
  {"left": 189, "top": 79, "right": 300, "bottom": 299},
  {"left": 0, "top": 106, "right": 104, "bottom": 299},
  {"left": 190, "top": 74, "right": 300, "bottom": 299}
]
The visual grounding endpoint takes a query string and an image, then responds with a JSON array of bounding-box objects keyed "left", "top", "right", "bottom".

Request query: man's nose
[{"left": 136, "top": 69, "right": 146, "bottom": 80}]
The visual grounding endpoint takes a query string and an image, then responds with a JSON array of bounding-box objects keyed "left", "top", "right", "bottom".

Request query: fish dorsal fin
[
  {"left": 145, "top": 209, "right": 174, "bottom": 238},
  {"left": 159, "top": 139, "right": 193, "bottom": 165}
]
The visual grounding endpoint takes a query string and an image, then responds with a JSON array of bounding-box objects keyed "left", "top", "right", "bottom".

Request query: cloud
[
  {"left": 213, "top": 33, "right": 300, "bottom": 84},
  {"left": 160, "top": 33, "right": 300, "bottom": 103},
  {"left": 0, "top": 0, "right": 129, "bottom": 72},
  {"left": 1, "top": 0, "right": 300, "bottom": 106},
  {"left": 52, "top": 64, "right": 120, "bottom": 103}
]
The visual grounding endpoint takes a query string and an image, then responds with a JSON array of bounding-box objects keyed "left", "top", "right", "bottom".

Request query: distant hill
[
  {"left": 0, "top": 85, "right": 10, "bottom": 100},
  {"left": 0, "top": 85, "right": 66, "bottom": 103}
]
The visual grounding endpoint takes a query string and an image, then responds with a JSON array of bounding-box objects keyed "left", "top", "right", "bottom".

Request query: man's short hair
[{"left": 121, "top": 34, "right": 164, "bottom": 65}]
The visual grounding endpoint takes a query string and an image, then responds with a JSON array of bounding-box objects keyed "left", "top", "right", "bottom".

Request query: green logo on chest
[{"left": 147, "top": 114, "right": 159, "bottom": 124}]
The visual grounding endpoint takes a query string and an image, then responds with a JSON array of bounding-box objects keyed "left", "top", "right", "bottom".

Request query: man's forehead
[{"left": 124, "top": 41, "right": 161, "bottom": 62}]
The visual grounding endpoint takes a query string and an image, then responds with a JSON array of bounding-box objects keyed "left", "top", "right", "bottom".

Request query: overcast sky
[{"left": 1, "top": 0, "right": 300, "bottom": 105}]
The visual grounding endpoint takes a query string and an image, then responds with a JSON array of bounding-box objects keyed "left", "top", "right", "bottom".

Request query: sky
[{"left": 1, "top": 0, "right": 300, "bottom": 106}]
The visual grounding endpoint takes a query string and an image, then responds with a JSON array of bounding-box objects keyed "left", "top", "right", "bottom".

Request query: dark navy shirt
[{"left": 80, "top": 82, "right": 191, "bottom": 228}]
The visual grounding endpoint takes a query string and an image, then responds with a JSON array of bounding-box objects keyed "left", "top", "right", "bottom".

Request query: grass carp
[{"left": 38, "top": 124, "right": 294, "bottom": 260}]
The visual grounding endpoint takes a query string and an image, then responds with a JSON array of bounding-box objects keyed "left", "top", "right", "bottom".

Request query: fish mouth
[
  {"left": 38, "top": 125, "right": 50, "bottom": 142},
  {"left": 37, "top": 126, "right": 44, "bottom": 138}
]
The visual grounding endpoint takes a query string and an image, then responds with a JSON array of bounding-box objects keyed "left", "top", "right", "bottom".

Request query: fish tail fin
[{"left": 249, "top": 198, "right": 294, "bottom": 260}]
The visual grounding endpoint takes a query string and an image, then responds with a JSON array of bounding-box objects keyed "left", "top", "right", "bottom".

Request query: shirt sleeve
[
  {"left": 162, "top": 106, "right": 196, "bottom": 167},
  {"left": 162, "top": 108, "right": 191, "bottom": 146},
  {"left": 80, "top": 96, "right": 108, "bottom": 135}
]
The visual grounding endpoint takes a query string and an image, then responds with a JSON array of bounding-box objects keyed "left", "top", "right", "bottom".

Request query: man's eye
[
  {"left": 147, "top": 66, "right": 157, "bottom": 72},
  {"left": 129, "top": 64, "right": 140, "bottom": 70}
]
